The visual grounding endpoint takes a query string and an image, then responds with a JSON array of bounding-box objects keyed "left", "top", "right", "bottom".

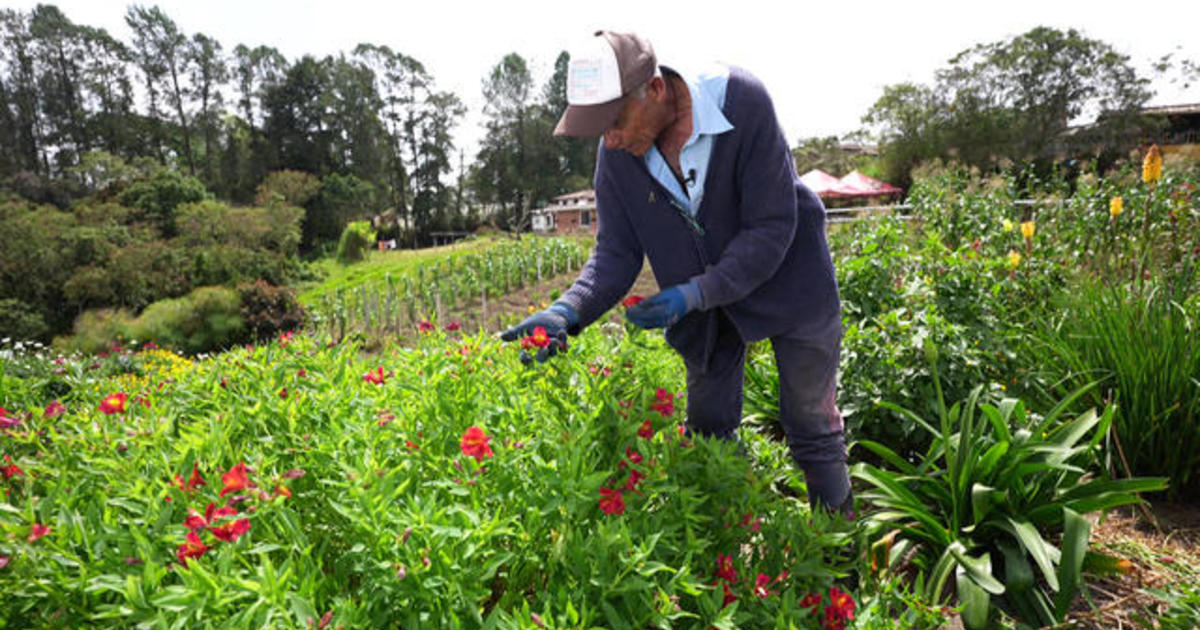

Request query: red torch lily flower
[
  {"left": 98, "top": 392, "right": 128, "bottom": 415},
  {"left": 598, "top": 488, "right": 625, "bottom": 515},
  {"left": 175, "top": 531, "right": 210, "bottom": 566},
  {"left": 219, "top": 462, "right": 250, "bottom": 497},
  {"left": 27, "top": 523, "right": 50, "bottom": 543}
]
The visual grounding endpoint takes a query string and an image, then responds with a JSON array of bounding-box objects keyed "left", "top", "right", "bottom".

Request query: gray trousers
[{"left": 680, "top": 310, "right": 850, "bottom": 511}]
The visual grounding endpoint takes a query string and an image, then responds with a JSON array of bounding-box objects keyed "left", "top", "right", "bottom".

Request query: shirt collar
[{"left": 660, "top": 63, "right": 733, "bottom": 141}]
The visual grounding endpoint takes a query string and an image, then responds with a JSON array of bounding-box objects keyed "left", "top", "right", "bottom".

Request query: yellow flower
[
  {"left": 1109, "top": 196, "right": 1123, "bottom": 218},
  {"left": 1002, "top": 219, "right": 1014, "bottom": 232},
  {"left": 1007, "top": 250, "right": 1021, "bottom": 269},
  {"left": 1142, "top": 144, "right": 1162, "bottom": 185},
  {"left": 1020, "top": 220, "right": 1035, "bottom": 239}
]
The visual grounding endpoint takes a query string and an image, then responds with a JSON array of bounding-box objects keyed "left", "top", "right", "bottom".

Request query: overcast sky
[{"left": 12, "top": 0, "right": 1200, "bottom": 159}]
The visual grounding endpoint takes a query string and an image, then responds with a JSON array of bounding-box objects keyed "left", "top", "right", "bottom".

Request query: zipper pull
[{"left": 648, "top": 190, "right": 655, "bottom": 204}]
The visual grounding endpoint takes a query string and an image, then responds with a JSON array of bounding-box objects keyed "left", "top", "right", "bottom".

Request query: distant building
[
  {"left": 1057, "top": 102, "right": 1200, "bottom": 159},
  {"left": 532, "top": 190, "right": 597, "bottom": 235},
  {"left": 1143, "top": 103, "right": 1200, "bottom": 159}
]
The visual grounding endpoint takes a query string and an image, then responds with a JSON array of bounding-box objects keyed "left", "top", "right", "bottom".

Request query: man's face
[{"left": 602, "top": 80, "right": 665, "bottom": 156}]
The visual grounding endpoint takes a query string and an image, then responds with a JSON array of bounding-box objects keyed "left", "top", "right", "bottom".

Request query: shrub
[
  {"left": 57, "top": 307, "right": 137, "bottom": 355},
  {"left": 129, "top": 286, "right": 244, "bottom": 354},
  {"left": 0, "top": 298, "right": 48, "bottom": 342},
  {"left": 336, "top": 220, "right": 375, "bottom": 264},
  {"left": 237, "top": 280, "right": 305, "bottom": 343},
  {"left": 117, "top": 168, "right": 210, "bottom": 237}
]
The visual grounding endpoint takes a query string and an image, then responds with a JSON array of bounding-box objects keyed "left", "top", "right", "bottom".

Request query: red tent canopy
[
  {"left": 799, "top": 169, "right": 844, "bottom": 196},
  {"left": 836, "top": 171, "right": 903, "bottom": 197}
]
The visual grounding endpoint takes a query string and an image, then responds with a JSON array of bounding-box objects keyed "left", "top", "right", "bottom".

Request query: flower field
[{"left": 2, "top": 152, "right": 1200, "bottom": 628}]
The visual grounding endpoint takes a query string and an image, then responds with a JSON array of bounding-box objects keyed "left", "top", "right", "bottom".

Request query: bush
[
  {"left": 57, "top": 307, "right": 137, "bottom": 355},
  {"left": 0, "top": 298, "right": 49, "bottom": 342},
  {"left": 336, "top": 220, "right": 375, "bottom": 264},
  {"left": 117, "top": 168, "right": 210, "bottom": 237},
  {"left": 128, "top": 286, "right": 244, "bottom": 354},
  {"left": 237, "top": 280, "right": 305, "bottom": 343}
]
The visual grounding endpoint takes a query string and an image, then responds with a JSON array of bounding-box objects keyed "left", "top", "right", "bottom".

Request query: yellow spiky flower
[
  {"left": 1020, "top": 220, "right": 1035, "bottom": 239},
  {"left": 1109, "top": 196, "right": 1123, "bottom": 218},
  {"left": 1142, "top": 144, "right": 1162, "bottom": 185},
  {"left": 1007, "top": 250, "right": 1021, "bottom": 269}
]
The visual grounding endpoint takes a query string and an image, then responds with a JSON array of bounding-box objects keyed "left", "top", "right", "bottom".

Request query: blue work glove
[
  {"left": 625, "top": 283, "right": 703, "bottom": 329},
  {"left": 499, "top": 302, "right": 579, "bottom": 363}
]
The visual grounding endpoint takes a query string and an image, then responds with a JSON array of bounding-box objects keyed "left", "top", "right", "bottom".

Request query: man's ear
[{"left": 647, "top": 75, "right": 668, "bottom": 101}]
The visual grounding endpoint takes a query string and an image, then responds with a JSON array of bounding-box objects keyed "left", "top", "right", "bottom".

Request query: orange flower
[{"left": 98, "top": 392, "right": 128, "bottom": 415}]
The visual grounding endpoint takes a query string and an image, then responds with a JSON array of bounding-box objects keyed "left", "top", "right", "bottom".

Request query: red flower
[
  {"left": 273, "top": 484, "right": 291, "bottom": 499},
  {"left": 598, "top": 488, "right": 625, "bottom": 515},
  {"left": 650, "top": 388, "right": 674, "bottom": 417},
  {"left": 460, "top": 427, "right": 494, "bottom": 462},
  {"left": 0, "top": 407, "right": 18, "bottom": 428},
  {"left": 524, "top": 326, "right": 551, "bottom": 349},
  {"left": 623, "top": 469, "right": 646, "bottom": 492},
  {"left": 98, "top": 392, "right": 128, "bottom": 415},
  {"left": 43, "top": 400, "right": 66, "bottom": 419},
  {"left": 444, "top": 320, "right": 462, "bottom": 332},
  {"left": 405, "top": 439, "right": 419, "bottom": 451},
  {"left": 625, "top": 446, "right": 643, "bottom": 465},
  {"left": 740, "top": 511, "right": 762, "bottom": 532},
  {"left": 185, "top": 502, "right": 237, "bottom": 530},
  {"left": 3, "top": 454, "right": 23, "bottom": 480},
  {"left": 824, "top": 586, "right": 855, "bottom": 627},
  {"left": 417, "top": 320, "right": 435, "bottom": 333},
  {"left": 297, "top": 369, "right": 307, "bottom": 378},
  {"left": 27, "top": 523, "right": 50, "bottom": 543},
  {"left": 219, "top": 462, "right": 250, "bottom": 498},
  {"left": 621, "top": 295, "right": 645, "bottom": 308},
  {"left": 801, "top": 592, "right": 822, "bottom": 611},
  {"left": 209, "top": 518, "right": 252, "bottom": 542},
  {"left": 175, "top": 531, "right": 210, "bottom": 566},
  {"left": 173, "top": 463, "right": 205, "bottom": 494},
  {"left": 278, "top": 330, "right": 294, "bottom": 346},
  {"left": 363, "top": 366, "right": 388, "bottom": 385},
  {"left": 753, "top": 573, "right": 777, "bottom": 598},
  {"left": 716, "top": 553, "right": 738, "bottom": 583},
  {"left": 638, "top": 419, "right": 654, "bottom": 439},
  {"left": 279, "top": 387, "right": 288, "bottom": 399}
]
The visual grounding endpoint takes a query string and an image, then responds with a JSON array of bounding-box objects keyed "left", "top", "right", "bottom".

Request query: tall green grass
[{"left": 1029, "top": 280, "right": 1200, "bottom": 498}]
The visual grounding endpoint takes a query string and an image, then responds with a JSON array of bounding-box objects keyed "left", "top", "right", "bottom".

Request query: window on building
[{"left": 579, "top": 210, "right": 590, "bottom": 226}]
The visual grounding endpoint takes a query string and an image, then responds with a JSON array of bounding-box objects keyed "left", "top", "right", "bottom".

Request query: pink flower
[
  {"left": 363, "top": 367, "right": 388, "bottom": 385},
  {"left": 27, "top": 523, "right": 50, "bottom": 543},
  {"left": 753, "top": 573, "right": 777, "bottom": 598},
  {"left": 417, "top": 320, "right": 435, "bottom": 333},
  {"left": 443, "top": 320, "right": 462, "bottom": 332},
  {"left": 715, "top": 553, "right": 738, "bottom": 583},
  {"left": 0, "top": 407, "right": 21, "bottom": 428},
  {"left": 43, "top": 400, "right": 66, "bottom": 419}
]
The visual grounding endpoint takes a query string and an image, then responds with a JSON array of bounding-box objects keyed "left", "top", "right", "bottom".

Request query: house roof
[
  {"left": 552, "top": 189, "right": 595, "bottom": 202},
  {"left": 1141, "top": 103, "right": 1200, "bottom": 116}
]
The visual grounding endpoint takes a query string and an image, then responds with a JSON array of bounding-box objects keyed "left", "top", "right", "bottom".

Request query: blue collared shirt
[{"left": 644, "top": 62, "right": 733, "bottom": 216}]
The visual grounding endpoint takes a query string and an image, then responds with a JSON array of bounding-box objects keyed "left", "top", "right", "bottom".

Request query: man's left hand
[{"left": 625, "top": 283, "right": 702, "bottom": 329}]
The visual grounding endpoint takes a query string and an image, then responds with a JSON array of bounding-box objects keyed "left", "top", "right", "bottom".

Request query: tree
[
  {"left": 187, "top": 33, "right": 227, "bottom": 191},
  {"left": 543, "top": 50, "right": 596, "bottom": 189},
  {"left": 263, "top": 55, "right": 332, "bottom": 176},
  {"left": 862, "top": 82, "right": 948, "bottom": 188}
]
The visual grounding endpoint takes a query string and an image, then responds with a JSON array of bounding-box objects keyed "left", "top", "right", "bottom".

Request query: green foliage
[
  {"left": 853, "top": 377, "right": 1166, "bottom": 629},
  {"left": 336, "top": 220, "right": 375, "bottom": 264},
  {"left": 57, "top": 307, "right": 138, "bottom": 355},
  {"left": 0, "top": 298, "right": 48, "bottom": 341},
  {"left": 1028, "top": 281, "right": 1200, "bottom": 498},
  {"left": 1140, "top": 583, "right": 1200, "bottom": 630},
  {"left": 304, "top": 174, "right": 376, "bottom": 251},
  {"left": 116, "top": 168, "right": 211, "bottom": 237},
  {"left": 237, "top": 280, "right": 306, "bottom": 343},
  {"left": 127, "top": 286, "right": 244, "bottom": 354},
  {"left": 0, "top": 324, "right": 852, "bottom": 627},
  {"left": 254, "top": 169, "right": 321, "bottom": 207}
]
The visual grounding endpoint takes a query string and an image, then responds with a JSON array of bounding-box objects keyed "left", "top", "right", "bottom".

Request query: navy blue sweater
[{"left": 559, "top": 66, "right": 841, "bottom": 367}]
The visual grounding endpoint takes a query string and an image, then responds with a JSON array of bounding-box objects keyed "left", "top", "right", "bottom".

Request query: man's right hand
[{"left": 499, "top": 302, "right": 579, "bottom": 363}]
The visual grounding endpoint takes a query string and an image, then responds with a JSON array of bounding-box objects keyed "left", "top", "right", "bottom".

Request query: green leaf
[
  {"left": 956, "top": 566, "right": 992, "bottom": 630},
  {"left": 948, "top": 546, "right": 1004, "bottom": 595},
  {"left": 1054, "top": 507, "right": 1090, "bottom": 618},
  {"left": 1003, "top": 518, "right": 1060, "bottom": 592}
]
